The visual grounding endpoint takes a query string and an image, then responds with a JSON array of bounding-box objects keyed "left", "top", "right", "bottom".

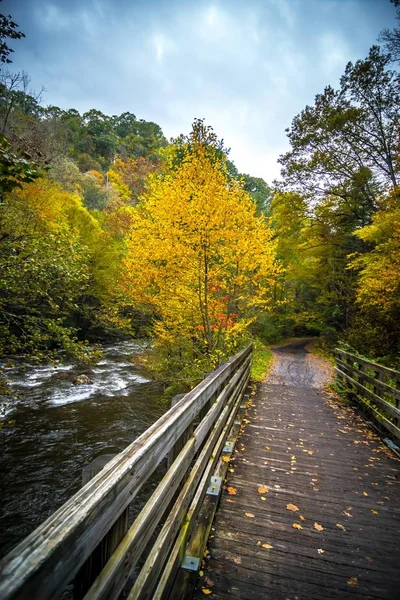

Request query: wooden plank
[
  {"left": 0, "top": 345, "right": 252, "bottom": 600},
  {"left": 334, "top": 349, "right": 400, "bottom": 383},
  {"left": 195, "top": 369, "right": 400, "bottom": 600},
  {"left": 75, "top": 454, "right": 129, "bottom": 600},
  {"left": 334, "top": 366, "right": 400, "bottom": 421},
  {"left": 83, "top": 439, "right": 196, "bottom": 600},
  {"left": 152, "top": 374, "right": 249, "bottom": 600},
  {"left": 167, "top": 394, "right": 188, "bottom": 469},
  {"left": 335, "top": 358, "right": 400, "bottom": 402},
  {"left": 166, "top": 386, "right": 250, "bottom": 600},
  {"left": 127, "top": 367, "right": 249, "bottom": 600},
  {"left": 83, "top": 359, "right": 250, "bottom": 600}
]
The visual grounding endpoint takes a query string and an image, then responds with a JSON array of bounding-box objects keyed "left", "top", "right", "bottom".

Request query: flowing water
[{"left": 0, "top": 340, "right": 167, "bottom": 560}]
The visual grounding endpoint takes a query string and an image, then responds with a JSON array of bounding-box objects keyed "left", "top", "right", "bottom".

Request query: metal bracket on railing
[
  {"left": 181, "top": 555, "right": 200, "bottom": 571},
  {"left": 223, "top": 441, "right": 234, "bottom": 453},
  {"left": 206, "top": 475, "right": 222, "bottom": 496}
]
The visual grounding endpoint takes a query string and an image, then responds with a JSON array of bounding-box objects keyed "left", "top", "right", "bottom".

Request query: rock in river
[{"left": 73, "top": 374, "right": 94, "bottom": 385}]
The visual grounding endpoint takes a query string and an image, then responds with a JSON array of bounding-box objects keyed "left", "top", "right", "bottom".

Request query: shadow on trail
[{"left": 268, "top": 338, "right": 332, "bottom": 389}]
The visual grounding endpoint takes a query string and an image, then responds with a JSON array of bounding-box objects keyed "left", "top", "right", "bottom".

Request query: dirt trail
[{"left": 268, "top": 338, "right": 333, "bottom": 389}]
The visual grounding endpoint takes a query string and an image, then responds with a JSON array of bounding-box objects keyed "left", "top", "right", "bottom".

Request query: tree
[
  {"left": 278, "top": 47, "right": 399, "bottom": 204},
  {"left": 347, "top": 188, "right": 400, "bottom": 360},
  {"left": 122, "top": 124, "right": 280, "bottom": 374},
  {"left": 0, "top": 134, "right": 39, "bottom": 198},
  {"left": 240, "top": 174, "right": 272, "bottom": 216},
  {"left": 0, "top": 2, "right": 25, "bottom": 65},
  {"left": 379, "top": 0, "right": 400, "bottom": 62}
]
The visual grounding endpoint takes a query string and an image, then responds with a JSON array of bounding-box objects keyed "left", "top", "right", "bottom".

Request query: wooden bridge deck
[{"left": 193, "top": 366, "right": 400, "bottom": 598}]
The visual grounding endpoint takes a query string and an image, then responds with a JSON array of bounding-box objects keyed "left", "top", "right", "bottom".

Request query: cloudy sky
[{"left": 3, "top": 0, "right": 395, "bottom": 182}]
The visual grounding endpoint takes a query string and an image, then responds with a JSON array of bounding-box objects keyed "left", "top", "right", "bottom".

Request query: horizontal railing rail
[
  {"left": 0, "top": 344, "right": 252, "bottom": 600},
  {"left": 334, "top": 348, "right": 400, "bottom": 441}
]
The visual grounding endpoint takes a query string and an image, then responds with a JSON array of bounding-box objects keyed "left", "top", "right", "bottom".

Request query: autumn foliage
[{"left": 122, "top": 127, "right": 280, "bottom": 371}]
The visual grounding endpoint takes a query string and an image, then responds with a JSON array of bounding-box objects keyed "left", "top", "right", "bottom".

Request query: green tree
[{"left": 0, "top": 1, "right": 25, "bottom": 65}]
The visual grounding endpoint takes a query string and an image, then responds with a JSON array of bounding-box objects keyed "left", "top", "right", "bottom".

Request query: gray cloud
[{"left": 3, "top": 0, "right": 396, "bottom": 181}]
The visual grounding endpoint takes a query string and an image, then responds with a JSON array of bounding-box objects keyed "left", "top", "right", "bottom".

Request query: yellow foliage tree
[
  {"left": 122, "top": 130, "right": 281, "bottom": 369},
  {"left": 351, "top": 193, "right": 400, "bottom": 315}
]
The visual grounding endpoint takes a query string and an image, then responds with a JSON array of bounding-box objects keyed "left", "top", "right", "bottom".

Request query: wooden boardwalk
[{"left": 193, "top": 344, "right": 400, "bottom": 600}]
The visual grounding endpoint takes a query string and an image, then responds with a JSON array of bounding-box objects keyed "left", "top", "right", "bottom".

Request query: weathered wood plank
[
  {"left": 165, "top": 387, "right": 249, "bottom": 600},
  {"left": 83, "top": 439, "right": 196, "bottom": 600},
  {"left": 334, "top": 349, "right": 400, "bottom": 383},
  {"left": 83, "top": 358, "right": 250, "bottom": 600},
  {"left": 194, "top": 363, "right": 400, "bottom": 599},
  {"left": 75, "top": 454, "right": 129, "bottom": 600},
  {"left": 335, "top": 366, "right": 400, "bottom": 422},
  {"left": 0, "top": 345, "right": 252, "bottom": 600},
  {"left": 127, "top": 367, "right": 249, "bottom": 600},
  {"left": 338, "top": 360, "right": 400, "bottom": 402}
]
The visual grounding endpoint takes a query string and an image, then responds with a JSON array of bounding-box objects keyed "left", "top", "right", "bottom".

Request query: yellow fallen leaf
[
  {"left": 257, "top": 486, "right": 268, "bottom": 494},
  {"left": 202, "top": 588, "right": 212, "bottom": 595},
  {"left": 336, "top": 523, "right": 346, "bottom": 531},
  {"left": 347, "top": 577, "right": 358, "bottom": 587},
  {"left": 286, "top": 503, "right": 299, "bottom": 512},
  {"left": 245, "top": 512, "right": 255, "bottom": 518},
  {"left": 226, "top": 487, "right": 237, "bottom": 495},
  {"left": 371, "top": 509, "right": 378, "bottom": 515},
  {"left": 262, "top": 543, "right": 273, "bottom": 549},
  {"left": 363, "top": 491, "right": 368, "bottom": 496},
  {"left": 343, "top": 511, "right": 353, "bottom": 517},
  {"left": 292, "top": 523, "right": 303, "bottom": 530},
  {"left": 265, "top": 446, "right": 270, "bottom": 450},
  {"left": 314, "top": 522, "right": 324, "bottom": 532},
  {"left": 317, "top": 548, "right": 325, "bottom": 554},
  {"left": 232, "top": 556, "right": 241, "bottom": 564},
  {"left": 222, "top": 456, "right": 230, "bottom": 463},
  {"left": 299, "top": 515, "right": 305, "bottom": 521},
  {"left": 261, "top": 496, "right": 267, "bottom": 501}
]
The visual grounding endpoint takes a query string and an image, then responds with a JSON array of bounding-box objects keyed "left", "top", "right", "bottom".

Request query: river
[{"left": 0, "top": 340, "right": 167, "bottom": 560}]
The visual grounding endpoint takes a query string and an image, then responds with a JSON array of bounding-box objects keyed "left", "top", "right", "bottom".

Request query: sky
[{"left": 2, "top": 0, "right": 396, "bottom": 182}]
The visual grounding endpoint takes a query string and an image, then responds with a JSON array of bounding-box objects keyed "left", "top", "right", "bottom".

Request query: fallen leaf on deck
[
  {"left": 245, "top": 512, "right": 255, "bottom": 518},
  {"left": 347, "top": 577, "right": 358, "bottom": 587},
  {"left": 265, "top": 446, "right": 271, "bottom": 450},
  {"left": 343, "top": 511, "right": 353, "bottom": 517},
  {"left": 202, "top": 588, "right": 212, "bottom": 595},
  {"left": 226, "top": 498, "right": 234, "bottom": 503},
  {"left": 292, "top": 523, "right": 303, "bottom": 530},
  {"left": 261, "top": 496, "right": 267, "bottom": 501},
  {"left": 371, "top": 509, "right": 378, "bottom": 515},
  {"left": 226, "top": 487, "right": 237, "bottom": 495},
  {"left": 336, "top": 523, "right": 346, "bottom": 531},
  {"left": 257, "top": 485, "right": 268, "bottom": 494},
  {"left": 314, "top": 522, "right": 324, "bottom": 531},
  {"left": 286, "top": 503, "right": 299, "bottom": 512},
  {"left": 299, "top": 515, "right": 305, "bottom": 521},
  {"left": 262, "top": 543, "right": 273, "bottom": 549},
  {"left": 317, "top": 549, "right": 325, "bottom": 554},
  {"left": 222, "top": 456, "right": 230, "bottom": 463},
  {"left": 232, "top": 556, "right": 242, "bottom": 564},
  {"left": 363, "top": 492, "right": 368, "bottom": 496}
]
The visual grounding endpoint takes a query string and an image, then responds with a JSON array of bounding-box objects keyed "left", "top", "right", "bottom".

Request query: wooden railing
[
  {"left": 334, "top": 348, "right": 400, "bottom": 441},
  {"left": 0, "top": 345, "right": 252, "bottom": 600}
]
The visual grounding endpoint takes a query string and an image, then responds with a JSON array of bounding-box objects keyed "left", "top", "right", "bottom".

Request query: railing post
[
  {"left": 168, "top": 394, "right": 192, "bottom": 469},
  {"left": 73, "top": 455, "right": 129, "bottom": 600}
]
